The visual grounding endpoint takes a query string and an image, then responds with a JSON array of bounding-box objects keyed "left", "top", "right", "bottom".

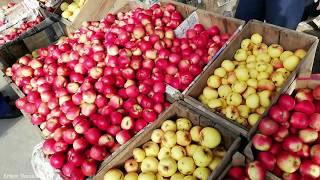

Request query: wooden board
[
  {"left": 185, "top": 20, "right": 319, "bottom": 138},
  {"left": 94, "top": 101, "right": 241, "bottom": 180}
]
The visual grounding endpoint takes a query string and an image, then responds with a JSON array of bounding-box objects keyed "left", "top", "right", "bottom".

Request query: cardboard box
[
  {"left": 94, "top": 101, "right": 241, "bottom": 180},
  {"left": 185, "top": 20, "right": 319, "bottom": 138}
]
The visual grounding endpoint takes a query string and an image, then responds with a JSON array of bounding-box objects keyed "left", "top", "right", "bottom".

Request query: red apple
[
  {"left": 246, "top": 161, "right": 265, "bottom": 180},
  {"left": 227, "top": 167, "right": 245, "bottom": 179},
  {"left": 116, "top": 130, "right": 131, "bottom": 145},
  {"left": 81, "top": 159, "right": 97, "bottom": 177},
  {"left": 257, "top": 151, "right": 276, "bottom": 170},
  {"left": 98, "top": 134, "right": 115, "bottom": 148},
  {"left": 279, "top": 94, "right": 296, "bottom": 111},
  {"left": 297, "top": 144, "right": 310, "bottom": 158},
  {"left": 295, "top": 88, "right": 314, "bottom": 102},
  {"left": 300, "top": 161, "right": 320, "bottom": 179},
  {"left": 311, "top": 144, "right": 320, "bottom": 165},
  {"left": 63, "top": 129, "right": 79, "bottom": 144},
  {"left": 89, "top": 145, "right": 108, "bottom": 161},
  {"left": 282, "top": 136, "right": 303, "bottom": 153},
  {"left": 121, "top": 116, "right": 135, "bottom": 130},
  {"left": 309, "top": 113, "right": 320, "bottom": 131},
  {"left": 252, "top": 133, "right": 272, "bottom": 151},
  {"left": 298, "top": 128, "right": 318, "bottom": 143},
  {"left": 258, "top": 117, "right": 279, "bottom": 135},
  {"left": 295, "top": 100, "right": 315, "bottom": 115},
  {"left": 84, "top": 128, "right": 101, "bottom": 145},
  {"left": 269, "top": 105, "right": 289, "bottom": 123},
  {"left": 73, "top": 138, "right": 89, "bottom": 152},
  {"left": 282, "top": 173, "right": 301, "bottom": 180},
  {"left": 290, "top": 112, "right": 309, "bottom": 129},
  {"left": 313, "top": 85, "right": 320, "bottom": 100},
  {"left": 50, "top": 152, "right": 65, "bottom": 169},
  {"left": 277, "top": 152, "right": 301, "bottom": 173},
  {"left": 274, "top": 125, "right": 289, "bottom": 142}
]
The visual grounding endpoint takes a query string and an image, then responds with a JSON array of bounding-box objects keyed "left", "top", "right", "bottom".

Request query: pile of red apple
[
  {"left": 250, "top": 85, "right": 320, "bottom": 179},
  {"left": 0, "top": 15, "right": 44, "bottom": 45},
  {"left": 5, "top": 3, "right": 231, "bottom": 179}
]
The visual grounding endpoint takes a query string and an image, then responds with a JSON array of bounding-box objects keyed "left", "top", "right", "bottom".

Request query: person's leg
[
  {"left": 235, "top": 0, "right": 265, "bottom": 22},
  {"left": 265, "top": 0, "right": 306, "bottom": 29},
  {"left": 0, "top": 95, "right": 12, "bottom": 118}
]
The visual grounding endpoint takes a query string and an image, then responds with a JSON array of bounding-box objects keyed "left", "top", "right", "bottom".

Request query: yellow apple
[
  {"left": 202, "top": 87, "right": 218, "bottom": 100},
  {"left": 218, "top": 85, "right": 232, "bottom": 98},
  {"left": 207, "top": 75, "right": 221, "bottom": 89},
  {"left": 221, "top": 60, "right": 235, "bottom": 72},
  {"left": 247, "top": 79, "right": 258, "bottom": 89},
  {"left": 252, "top": 43, "right": 268, "bottom": 55},
  {"left": 124, "top": 172, "right": 138, "bottom": 180},
  {"left": 209, "top": 156, "right": 222, "bottom": 171},
  {"left": 198, "top": 94, "right": 209, "bottom": 105},
  {"left": 256, "top": 53, "right": 271, "bottom": 63},
  {"left": 227, "top": 72, "right": 237, "bottom": 84},
  {"left": 235, "top": 67, "right": 249, "bottom": 81},
  {"left": 256, "top": 106, "right": 266, "bottom": 115},
  {"left": 171, "top": 173, "right": 185, "bottom": 180},
  {"left": 183, "top": 176, "right": 197, "bottom": 180},
  {"left": 225, "top": 105, "right": 240, "bottom": 120},
  {"left": 236, "top": 116, "right": 248, "bottom": 126},
  {"left": 267, "top": 44, "right": 284, "bottom": 58},
  {"left": 219, "top": 98, "right": 227, "bottom": 108},
  {"left": 266, "top": 64, "right": 274, "bottom": 74},
  {"left": 138, "top": 172, "right": 156, "bottom": 180},
  {"left": 133, "top": 148, "right": 145, "bottom": 162},
  {"left": 257, "top": 79, "right": 275, "bottom": 91},
  {"left": 241, "top": 38, "right": 252, "bottom": 50},
  {"left": 186, "top": 144, "right": 198, "bottom": 157},
  {"left": 208, "top": 99, "right": 223, "bottom": 109},
  {"left": 104, "top": 169, "right": 124, "bottom": 180},
  {"left": 226, "top": 93, "right": 242, "bottom": 106},
  {"left": 271, "top": 58, "right": 284, "bottom": 69},
  {"left": 62, "top": 10, "right": 73, "bottom": 19},
  {"left": 60, "top": 2, "right": 69, "bottom": 11},
  {"left": 178, "top": 157, "right": 196, "bottom": 175},
  {"left": 258, "top": 90, "right": 271, "bottom": 107},
  {"left": 249, "top": 69, "right": 258, "bottom": 79},
  {"left": 256, "top": 72, "right": 269, "bottom": 80},
  {"left": 231, "top": 80, "right": 247, "bottom": 94},
  {"left": 280, "top": 50, "right": 294, "bottom": 61},
  {"left": 294, "top": 49, "right": 306, "bottom": 59},
  {"left": 238, "top": 105, "right": 250, "bottom": 118},
  {"left": 234, "top": 49, "right": 248, "bottom": 61},
  {"left": 246, "top": 55, "right": 256, "bottom": 63},
  {"left": 221, "top": 78, "right": 228, "bottom": 85},
  {"left": 243, "top": 87, "right": 256, "bottom": 99},
  {"left": 246, "top": 93, "right": 260, "bottom": 108},
  {"left": 283, "top": 55, "right": 299, "bottom": 71},
  {"left": 248, "top": 113, "right": 261, "bottom": 126},
  {"left": 276, "top": 68, "right": 291, "bottom": 78},
  {"left": 251, "top": 33, "right": 263, "bottom": 44},
  {"left": 171, "top": 145, "right": 187, "bottom": 161},
  {"left": 246, "top": 62, "right": 256, "bottom": 69},
  {"left": 255, "top": 61, "right": 268, "bottom": 72},
  {"left": 141, "top": 157, "right": 158, "bottom": 173},
  {"left": 68, "top": 2, "right": 79, "bottom": 12},
  {"left": 270, "top": 72, "right": 286, "bottom": 87},
  {"left": 214, "top": 67, "right": 227, "bottom": 78}
]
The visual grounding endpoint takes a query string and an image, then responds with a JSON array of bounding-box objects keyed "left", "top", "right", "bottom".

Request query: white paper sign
[{"left": 174, "top": 11, "right": 199, "bottom": 38}]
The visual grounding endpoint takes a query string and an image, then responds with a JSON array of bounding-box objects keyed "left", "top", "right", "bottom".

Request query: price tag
[
  {"left": 24, "top": 0, "right": 40, "bottom": 9},
  {"left": 174, "top": 11, "right": 199, "bottom": 38}
]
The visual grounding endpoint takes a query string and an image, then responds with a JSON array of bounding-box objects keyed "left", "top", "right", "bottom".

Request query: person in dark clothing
[
  {"left": 235, "top": 0, "right": 313, "bottom": 30},
  {"left": 0, "top": 93, "right": 21, "bottom": 119}
]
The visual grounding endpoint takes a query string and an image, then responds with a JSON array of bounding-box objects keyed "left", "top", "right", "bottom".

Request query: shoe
[{"left": 0, "top": 107, "right": 22, "bottom": 119}]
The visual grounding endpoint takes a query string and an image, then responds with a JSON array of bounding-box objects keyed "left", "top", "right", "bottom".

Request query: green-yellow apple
[
  {"left": 158, "top": 157, "right": 177, "bottom": 177},
  {"left": 256, "top": 72, "right": 270, "bottom": 80},
  {"left": 219, "top": 98, "right": 227, "bottom": 108},
  {"left": 251, "top": 33, "right": 263, "bottom": 44},
  {"left": 171, "top": 145, "right": 186, "bottom": 160},
  {"left": 271, "top": 58, "right": 284, "bottom": 69},
  {"left": 156, "top": 173, "right": 165, "bottom": 180},
  {"left": 249, "top": 69, "right": 258, "bottom": 79},
  {"left": 294, "top": 49, "right": 306, "bottom": 59},
  {"left": 104, "top": 169, "right": 124, "bottom": 180},
  {"left": 276, "top": 68, "right": 291, "bottom": 78},
  {"left": 257, "top": 79, "right": 275, "bottom": 91},
  {"left": 255, "top": 61, "right": 268, "bottom": 72},
  {"left": 186, "top": 144, "right": 198, "bottom": 157},
  {"left": 246, "top": 93, "right": 260, "bottom": 109},
  {"left": 280, "top": 50, "right": 294, "bottom": 61},
  {"left": 151, "top": 129, "right": 164, "bottom": 143},
  {"left": 256, "top": 106, "right": 266, "bottom": 115},
  {"left": 234, "top": 49, "right": 248, "bottom": 61},
  {"left": 133, "top": 148, "right": 145, "bottom": 162},
  {"left": 225, "top": 105, "right": 240, "bottom": 120},
  {"left": 241, "top": 38, "right": 252, "bottom": 50},
  {"left": 218, "top": 85, "right": 232, "bottom": 98},
  {"left": 158, "top": 147, "right": 171, "bottom": 160},
  {"left": 161, "top": 120, "right": 177, "bottom": 132},
  {"left": 268, "top": 44, "right": 284, "bottom": 58},
  {"left": 221, "top": 78, "right": 228, "bottom": 85},
  {"left": 227, "top": 72, "right": 237, "bottom": 84},
  {"left": 176, "top": 118, "right": 192, "bottom": 131},
  {"left": 231, "top": 80, "right": 247, "bottom": 93},
  {"left": 258, "top": 90, "right": 271, "bottom": 108},
  {"left": 246, "top": 55, "right": 256, "bottom": 63},
  {"left": 183, "top": 176, "right": 197, "bottom": 180},
  {"left": 199, "top": 127, "right": 221, "bottom": 148},
  {"left": 124, "top": 172, "right": 138, "bottom": 180},
  {"left": 271, "top": 71, "right": 286, "bottom": 87},
  {"left": 221, "top": 60, "right": 235, "bottom": 72},
  {"left": 248, "top": 113, "right": 261, "bottom": 126},
  {"left": 171, "top": 173, "right": 185, "bottom": 180},
  {"left": 236, "top": 116, "right": 248, "bottom": 126},
  {"left": 235, "top": 67, "right": 249, "bottom": 81},
  {"left": 246, "top": 62, "right": 256, "bottom": 69},
  {"left": 243, "top": 87, "right": 256, "bottom": 99},
  {"left": 190, "top": 126, "right": 202, "bottom": 142},
  {"left": 162, "top": 131, "right": 177, "bottom": 148},
  {"left": 214, "top": 67, "right": 227, "bottom": 78},
  {"left": 238, "top": 105, "right": 250, "bottom": 118},
  {"left": 208, "top": 99, "right": 223, "bottom": 109},
  {"left": 252, "top": 43, "right": 268, "bottom": 55},
  {"left": 226, "top": 92, "right": 242, "bottom": 106},
  {"left": 209, "top": 156, "right": 222, "bottom": 171},
  {"left": 138, "top": 172, "right": 156, "bottom": 180},
  {"left": 198, "top": 95, "right": 209, "bottom": 105},
  {"left": 141, "top": 157, "right": 158, "bottom": 173},
  {"left": 213, "top": 147, "right": 226, "bottom": 157},
  {"left": 247, "top": 79, "right": 258, "bottom": 89},
  {"left": 143, "top": 141, "right": 159, "bottom": 157},
  {"left": 176, "top": 130, "right": 191, "bottom": 146},
  {"left": 283, "top": 55, "right": 299, "bottom": 71},
  {"left": 193, "top": 146, "right": 213, "bottom": 167},
  {"left": 178, "top": 157, "right": 196, "bottom": 175},
  {"left": 207, "top": 75, "right": 221, "bottom": 89},
  {"left": 256, "top": 53, "right": 271, "bottom": 63},
  {"left": 266, "top": 64, "right": 274, "bottom": 74},
  {"left": 125, "top": 158, "right": 139, "bottom": 172},
  {"left": 202, "top": 87, "right": 218, "bottom": 100},
  {"left": 193, "top": 167, "right": 211, "bottom": 180}
]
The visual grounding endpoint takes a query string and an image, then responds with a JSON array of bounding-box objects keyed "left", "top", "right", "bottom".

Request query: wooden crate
[
  {"left": 217, "top": 152, "right": 281, "bottom": 180},
  {"left": 173, "top": 8, "right": 244, "bottom": 98},
  {"left": 185, "top": 20, "right": 319, "bottom": 138},
  {"left": 94, "top": 101, "right": 241, "bottom": 180}
]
